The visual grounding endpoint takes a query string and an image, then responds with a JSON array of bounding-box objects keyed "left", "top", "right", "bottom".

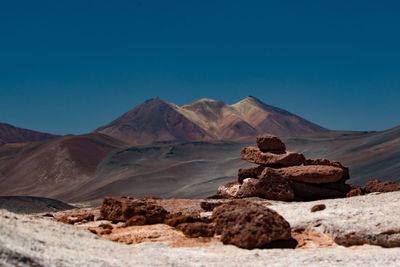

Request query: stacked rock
[{"left": 215, "top": 134, "right": 351, "bottom": 201}]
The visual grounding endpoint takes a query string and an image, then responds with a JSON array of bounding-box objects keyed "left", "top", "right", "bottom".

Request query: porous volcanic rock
[
  {"left": 238, "top": 166, "right": 265, "bottom": 183},
  {"left": 236, "top": 172, "right": 294, "bottom": 201},
  {"left": 363, "top": 179, "right": 400, "bottom": 193},
  {"left": 240, "top": 146, "right": 305, "bottom": 167},
  {"left": 346, "top": 184, "right": 364, "bottom": 197},
  {"left": 290, "top": 181, "right": 348, "bottom": 200},
  {"left": 212, "top": 200, "right": 293, "bottom": 249},
  {"left": 305, "top": 159, "right": 350, "bottom": 180},
  {"left": 260, "top": 165, "right": 344, "bottom": 184},
  {"left": 164, "top": 212, "right": 209, "bottom": 227},
  {"left": 256, "top": 134, "right": 286, "bottom": 152},
  {"left": 216, "top": 181, "right": 241, "bottom": 198},
  {"left": 100, "top": 197, "right": 168, "bottom": 224},
  {"left": 176, "top": 222, "right": 215, "bottom": 238},
  {"left": 310, "top": 204, "right": 326, "bottom": 212}
]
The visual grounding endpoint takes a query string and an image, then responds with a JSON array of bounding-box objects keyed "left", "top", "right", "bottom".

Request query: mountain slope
[
  {"left": 0, "top": 126, "right": 399, "bottom": 204},
  {"left": 96, "top": 97, "right": 214, "bottom": 145},
  {"left": 0, "top": 123, "right": 58, "bottom": 144},
  {"left": 96, "top": 96, "right": 327, "bottom": 144},
  {"left": 0, "top": 133, "right": 131, "bottom": 201},
  {"left": 232, "top": 96, "right": 327, "bottom": 137}
]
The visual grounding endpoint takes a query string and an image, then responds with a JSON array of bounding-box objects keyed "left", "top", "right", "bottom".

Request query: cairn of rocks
[{"left": 215, "top": 134, "right": 351, "bottom": 201}]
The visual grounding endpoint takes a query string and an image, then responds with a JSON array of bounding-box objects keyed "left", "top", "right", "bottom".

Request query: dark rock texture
[
  {"left": 305, "top": 158, "right": 350, "bottom": 180},
  {"left": 236, "top": 173, "right": 294, "bottom": 201},
  {"left": 176, "top": 222, "right": 215, "bottom": 238},
  {"left": 212, "top": 200, "right": 292, "bottom": 249},
  {"left": 238, "top": 166, "right": 265, "bottom": 184},
  {"left": 256, "top": 134, "right": 286, "bottom": 152},
  {"left": 260, "top": 165, "right": 344, "bottom": 184},
  {"left": 240, "top": 146, "right": 305, "bottom": 167},
  {"left": 363, "top": 180, "right": 400, "bottom": 193},
  {"left": 290, "top": 181, "right": 347, "bottom": 200},
  {"left": 100, "top": 197, "right": 168, "bottom": 224}
]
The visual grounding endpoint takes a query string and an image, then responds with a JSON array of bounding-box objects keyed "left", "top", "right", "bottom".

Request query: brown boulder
[
  {"left": 176, "top": 222, "right": 215, "bottom": 238},
  {"left": 240, "top": 146, "right": 305, "bottom": 167},
  {"left": 256, "top": 134, "right": 286, "bottom": 152},
  {"left": 260, "top": 165, "right": 344, "bottom": 184},
  {"left": 236, "top": 173, "right": 294, "bottom": 201},
  {"left": 238, "top": 166, "right": 265, "bottom": 183},
  {"left": 164, "top": 212, "right": 209, "bottom": 227},
  {"left": 216, "top": 181, "right": 241, "bottom": 199},
  {"left": 305, "top": 158, "right": 350, "bottom": 180},
  {"left": 290, "top": 181, "right": 347, "bottom": 200},
  {"left": 363, "top": 179, "right": 400, "bottom": 193},
  {"left": 346, "top": 184, "right": 364, "bottom": 197},
  {"left": 100, "top": 197, "right": 168, "bottom": 224},
  {"left": 212, "top": 200, "right": 293, "bottom": 249}
]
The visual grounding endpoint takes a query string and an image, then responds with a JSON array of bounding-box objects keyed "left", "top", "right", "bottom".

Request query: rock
[
  {"left": 216, "top": 181, "right": 240, "bottom": 199},
  {"left": 240, "top": 146, "right": 305, "bottom": 167},
  {"left": 238, "top": 166, "right": 265, "bottom": 184},
  {"left": 56, "top": 213, "right": 94, "bottom": 225},
  {"left": 260, "top": 165, "right": 344, "bottom": 184},
  {"left": 200, "top": 199, "right": 231, "bottom": 211},
  {"left": 236, "top": 173, "right": 294, "bottom": 201},
  {"left": 124, "top": 216, "right": 147, "bottom": 226},
  {"left": 164, "top": 212, "right": 209, "bottom": 227},
  {"left": 346, "top": 184, "right": 364, "bottom": 197},
  {"left": 305, "top": 158, "right": 350, "bottom": 180},
  {"left": 311, "top": 204, "right": 326, "bottom": 212},
  {"left": 256, "top": 134, "right": 286, "bottom": 152},
  {"left": 100, "top": 197, "right": 168, "bottom": 224},
  {"left": 176, "top": 222, "right": 215, "bottom": 238},
  {"left": 363, "top": 180, "right": 400, "bottom": 193},
  {"left": 212, "top": 200, "right": 293, "bottom": 249},
  {"left": 290, "top": 181, "right": 347, "bottom": 200}
]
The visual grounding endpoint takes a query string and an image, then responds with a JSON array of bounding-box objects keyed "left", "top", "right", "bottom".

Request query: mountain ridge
[{"left": 96, "top": 96, "right": 327, "bottom": 144}]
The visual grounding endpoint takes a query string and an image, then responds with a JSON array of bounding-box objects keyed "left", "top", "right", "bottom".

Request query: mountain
[
  {"left": 0, "top": 126, "right": 399, "bottom": 204},
  {"left": 0, "top": 122, "right": 58, "bottom": 145},
  {"left": 0, "top": 133, "right": 131, "bottom": 202},
  {"left": 96, "top": 96, "right": 327, "bottom": 144},
  {"left": 96, "top": 97, "right": 215, "bottom": 145}
]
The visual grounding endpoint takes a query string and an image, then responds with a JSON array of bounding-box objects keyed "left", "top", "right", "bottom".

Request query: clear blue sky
[{"left": 1, "top": 0, "right": 399, "bottom": 135}]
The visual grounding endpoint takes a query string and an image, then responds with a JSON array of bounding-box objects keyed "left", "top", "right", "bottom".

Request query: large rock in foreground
[
  {"left": 261, "top": 165, "right": 344, "bottom": 184},
  {"left": 100, "top": 197, "right": 168, "bottom": 224},
  {"left": 212, "top": 200, "right": 294, "bottom": 249},
  {"left": 241, "top": 146, "right": 305, "bottom": 167}
]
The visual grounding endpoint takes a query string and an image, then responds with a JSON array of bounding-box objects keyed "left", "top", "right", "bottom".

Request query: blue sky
[{"left": 1, "top": 0, "right": 399, "bottom": 135}]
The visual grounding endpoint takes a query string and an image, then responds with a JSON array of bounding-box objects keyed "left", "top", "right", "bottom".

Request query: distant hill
[
  {"left": 96, "top": 96, "right": 327, "bottom": 145},
  {"left": 0, "top": 122, "right": 58, "bottom": 144},
  {"left": 0, "top": 126, "right": 399, "bottom": 204},
  {"left": 0, "top": 196, "right": 74, "bottom": 213}
]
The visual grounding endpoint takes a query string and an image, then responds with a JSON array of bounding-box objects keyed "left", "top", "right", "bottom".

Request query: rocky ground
[{"left": 1, "top": 192, "right": 400, "bottom": 266}]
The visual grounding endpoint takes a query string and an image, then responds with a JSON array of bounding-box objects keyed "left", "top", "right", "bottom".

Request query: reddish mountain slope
[
  {"left": 0, "top": 123, "right": 58, "bottom": 144},
  {"left": 96, "top": 96, "right": 327, "bottom": 144},
  {"left": 96, "top": 97, "right": 215, "bottom": 145},
  {"left": 0, "top": 133, "right": 130, "bottom": 201},
  {"left": 231, "top": 96, "right": 327, "bottom": 137}
]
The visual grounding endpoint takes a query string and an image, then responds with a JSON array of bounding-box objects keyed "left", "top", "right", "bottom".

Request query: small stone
[
  {"left": 256, "top": 134, "right": 286, "bottom": 152},
  {"left": 216, "top": 181, "right": 241, "bottom": 199},
  {"left": 311, "top": 204, "right": 326, "bottom": 212}
]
